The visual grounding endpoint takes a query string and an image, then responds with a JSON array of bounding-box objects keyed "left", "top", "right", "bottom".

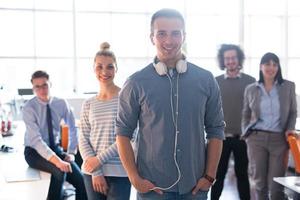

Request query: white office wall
[{"left": 0, "top": 0, "right": 300, "bottom": 96}]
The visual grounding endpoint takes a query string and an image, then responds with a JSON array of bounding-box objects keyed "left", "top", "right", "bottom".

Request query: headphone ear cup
[
  {"left": 176, "top": 59, "right": 187, "bottom": 74},
  {"left": 154, "top": 62, "right": 167, "bottom": 76}
]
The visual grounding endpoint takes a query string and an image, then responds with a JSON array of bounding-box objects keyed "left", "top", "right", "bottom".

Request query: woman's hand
[
  {"left": 83, "top": 156, "right": 100, "bottom": 173},
  {"left": 92, "top": 175, "right": 108, "bottom": 195},
  {"left": 285, "top": 129, "right": 297, "bottom": 140}
]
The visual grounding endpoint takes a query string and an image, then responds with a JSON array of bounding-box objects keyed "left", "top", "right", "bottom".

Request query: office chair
[
  {"left": 60, "top": 124, "right": 69, "bottom": 152},
  {"left": 60, "top": 124, "right": 83, "bottom": 167},
  {"left": 287, "top": 134, "right": 300, "bottom": 175},
  {"left": 287, "top": 134, "right": 300, "bottom": 200}
]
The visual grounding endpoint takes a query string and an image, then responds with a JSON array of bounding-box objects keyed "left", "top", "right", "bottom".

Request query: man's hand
[
  {"left": 92, "top": 175, "right": 108, "bottom": 195},
  {"left": 83, "top": 156, "right": 100, "bottom": 173},
  {"left": 49, "top": 155, "right": 72, "bottom": 173},
  {"left": 55, "top": 160, "right": 72, "bottom": 173},
  {"left": 116, "top": 136, "right": 162, "bottom": 194},
  {"left": 64, "top": 153, "right": 75, "bottom": 162},
  {"left": 130, "top": 175, "right": 163, "bottom": 194},
  {"left": 192, "top": 177, "right": 212, "bottom": 195}
]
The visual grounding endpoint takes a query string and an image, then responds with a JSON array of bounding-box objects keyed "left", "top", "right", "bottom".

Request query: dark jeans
[
  {"left": 83, "top": 174, "right": 131, "bottom": 200},
  {"left": 211, "top": 137, "right": 250, "bottom": 200},
  {"left": 137, "top": 191, "right": 208, "bottom": 200},
  {"left": 75, "top": 150, "right": 83, "bottom": 167},
  {"left": 24, "top": 146, "right": 87, "bottom": 200}
]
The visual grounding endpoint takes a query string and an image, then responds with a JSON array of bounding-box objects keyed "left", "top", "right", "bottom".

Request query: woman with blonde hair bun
[{"left": 79, "top": 42, "right": 131, "bottom": 200}]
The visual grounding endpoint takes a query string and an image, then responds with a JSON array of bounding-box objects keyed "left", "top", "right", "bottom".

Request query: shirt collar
[
  {"left": 36, "top": 96, "right": 53, "bottom": 106},
  {"left": 224, "top": 72, "right": 242, "bottom": 79},
  {"left": 256, "top": 81, "right": 279, "bottom": 88}
]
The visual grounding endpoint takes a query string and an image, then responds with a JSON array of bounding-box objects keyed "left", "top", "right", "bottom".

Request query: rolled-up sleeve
[
  {"left": 116, "top": 79, "right": 140, "bottom": 139},
  {"left": 204, "top": 74, "right": 225, "bottom": 140}
]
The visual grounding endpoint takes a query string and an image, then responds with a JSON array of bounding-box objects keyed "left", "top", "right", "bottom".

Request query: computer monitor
[{"left": 18, "top": 88, "right": 33, "bottom": 96}]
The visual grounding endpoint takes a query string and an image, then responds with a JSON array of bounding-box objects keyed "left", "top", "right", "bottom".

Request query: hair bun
[{"left": 100, "top": 42, "right": 110, "bottom": 51}]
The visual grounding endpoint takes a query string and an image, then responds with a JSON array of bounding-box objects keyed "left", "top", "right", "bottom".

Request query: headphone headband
[{"left": 153, "top": 55, "right": 187, "bottom": 76}]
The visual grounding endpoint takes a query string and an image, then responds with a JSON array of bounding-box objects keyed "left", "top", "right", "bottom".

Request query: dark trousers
[
  {"left": 83, "top": 174, "right": 131, "bottom": 200},
  {"left": 211, "top": 137, "right": 250, "bottom": 200},
  {"left": 24, "top": 146, "right": 87, "bottom": 200}
]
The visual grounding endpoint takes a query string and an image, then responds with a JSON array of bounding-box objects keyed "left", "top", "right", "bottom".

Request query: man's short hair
[
  {"left": 31, "top": 70, "right": 49, "bottom": 83},
  {"left": 150, "top": 8, "right": 185, "bottom": 33},
  {"left": 217, "top": 44, "right": 245, "bottom": 70}
]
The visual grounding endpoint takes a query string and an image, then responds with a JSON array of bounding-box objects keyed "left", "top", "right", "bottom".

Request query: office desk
[
  {"left": 273, "top": 176, "right": 300, "bottom": 193},
  {"left": 0, "top": 121, "right": 50, "bottom": 200}
]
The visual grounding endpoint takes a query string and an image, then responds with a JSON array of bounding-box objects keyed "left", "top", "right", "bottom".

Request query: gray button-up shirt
[{"left": 116, "top": 62, "right": 225, "bottom": 194}]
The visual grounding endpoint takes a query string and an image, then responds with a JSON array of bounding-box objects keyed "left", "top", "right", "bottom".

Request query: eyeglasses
[
  {"left": 33, "top": 83, "right": 49, "bottom": 90},
  {"left": 224, "top": 56, "right": 238, "bottom": 61}
]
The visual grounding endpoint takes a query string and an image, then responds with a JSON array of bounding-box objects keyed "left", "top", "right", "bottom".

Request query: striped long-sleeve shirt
[{"left": 79, "top": 95, "right": 127, "bottom": 177}]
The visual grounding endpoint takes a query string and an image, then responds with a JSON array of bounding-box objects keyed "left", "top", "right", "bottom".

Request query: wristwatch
[{"left": 204, "top": 174, "right": 216, "bottom": 185}]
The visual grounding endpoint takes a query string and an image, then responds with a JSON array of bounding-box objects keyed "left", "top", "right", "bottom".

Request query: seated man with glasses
[{"left": 22, "top": 70, "right": 87, "bottom": 200}]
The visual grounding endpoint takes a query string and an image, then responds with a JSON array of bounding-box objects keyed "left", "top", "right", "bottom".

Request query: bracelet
[{"left": 204, "top": 174, "right": 216, "bottom": 184}]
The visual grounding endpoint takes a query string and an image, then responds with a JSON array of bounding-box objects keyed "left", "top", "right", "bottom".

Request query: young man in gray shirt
[
  {"left": 211, "top": 44, "right": 255, "bottom": 200},
  {"left": 116, "top": 8, "right": 225, "bottom": 200}
]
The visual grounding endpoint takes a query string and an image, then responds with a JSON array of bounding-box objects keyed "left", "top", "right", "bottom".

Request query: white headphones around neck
[
  {"left": 149, "top": 55, "right": 187, "bottom": 192},
  {"left": 153, "top": 55, "right": 187, "bottom": 76}
]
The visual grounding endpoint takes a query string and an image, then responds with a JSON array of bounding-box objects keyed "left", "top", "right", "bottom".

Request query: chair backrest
[
  {"left": 61, "top": 125, "right": 68, "bottom": 151},
  {"left": 288, "top": 134, "right": 300, "bottom": 174}
]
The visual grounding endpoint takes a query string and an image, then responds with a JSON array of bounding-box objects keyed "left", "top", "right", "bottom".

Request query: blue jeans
[
  {"left": 137, "top": 191, "right": 208, "bottom": 200},
  {"left": 83, "top": 174, "right": 131, "bottom": 200},
  {"left": 24, "top": 146, "right": 87, "bottom": 200}
]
